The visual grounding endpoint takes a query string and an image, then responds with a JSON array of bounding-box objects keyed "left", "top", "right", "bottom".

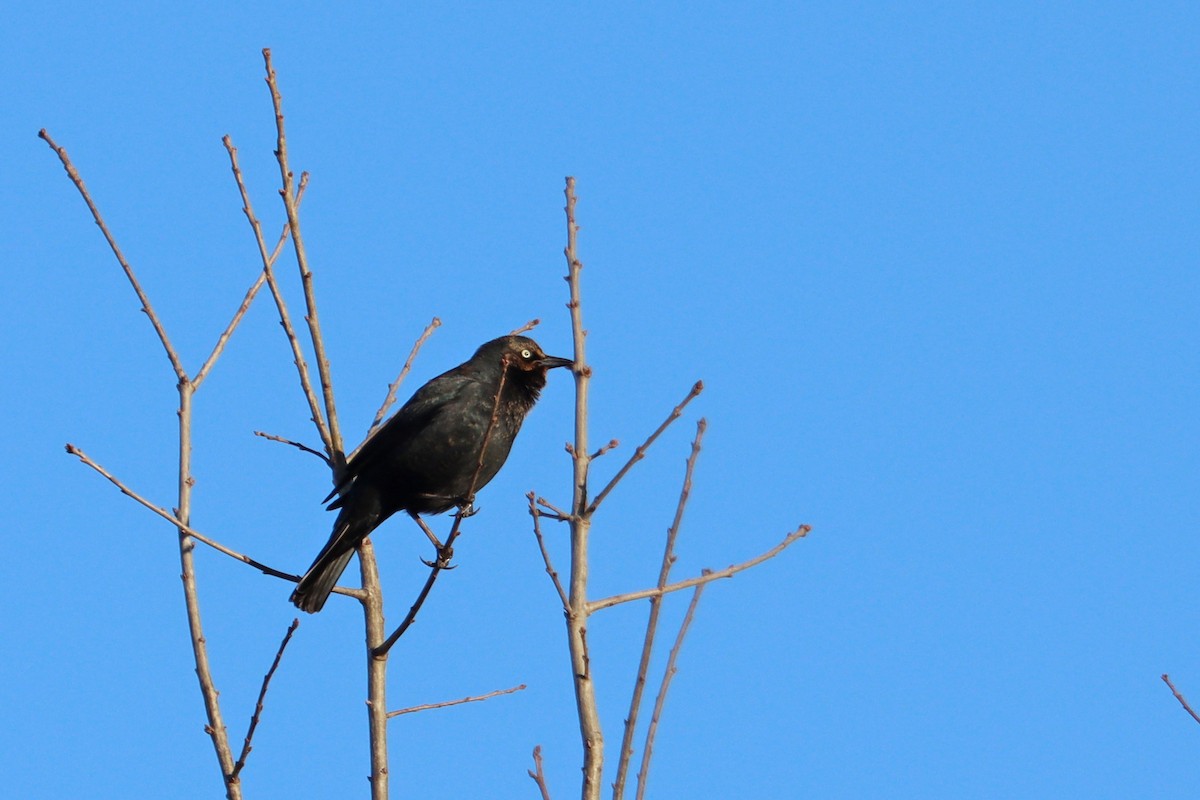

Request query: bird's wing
[{"left": 324, "top": 369, "right": 475, "bottom": 506}]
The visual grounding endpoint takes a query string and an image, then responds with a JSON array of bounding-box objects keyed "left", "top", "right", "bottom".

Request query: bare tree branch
[
  {"left": 614, "top": 419, "right": 705, "bottom": 799},
  {"left": 562, "top": 176, "right": 605, "bottom": 800},
  {"left": 1162, "top": 674, "right": 1200, "bottom": 726},
  {"left": 357, "top": 538, "right": 389, "bottom": 799},
  {"left": 232, "top": 619, "right": 301, "bottom": 780},
  {"left": 226, "top": 134, "right": 332, "bottom": 461},
  {"left": 263, "top": 47, "right": 346, "bottom": 470},
  {"left": 528, "top": 745, "right": 554, "bottom": 800},
  {"left": 38, "top": 129, "right": 187, "bottom": 382},
  {"left": 253, "top": 430, "right": 332, "bottom": 466},
  {"left": 536, "top": 495, "right": 572, "bottom": 522},
  {"left": 588, "top": 525, "right": 810, "bottom": 614},
  {"left": 194, "top": 163, "right": 303, "bottom": 389},
  {"left": 591, "top": 439, "right": 620, "bottom": 460},
  {"left": 635, "top": 578, "right": 707, "bottom": 800},
  {"left": 386, "top": 684, "right": 526, "bottom": 718},
  {"left": 528, "top": 492, "right": 570, "bottom": 611},
  {"left": 510, "top": 317, "right": 541, "bottom": 336},
  {"left": 64, "top": 443, "right": 364, "bottom": 597},
  {"left": 358, "top": 316, "right": 442, "bottom": 449},
  {"left": 587, "top": 381, "right": 703, "bottom": 516}
]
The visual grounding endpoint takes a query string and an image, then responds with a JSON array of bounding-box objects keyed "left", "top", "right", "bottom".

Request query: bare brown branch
[
  {"left": 357, "top": 316, "right": 442, "bottom": 449},
  {"left": 588, "top": 525, "right": 810, "bottom": 614},
  {"left": 529, "top": 492, "right": 570, "bottom": 611},
  {"left": 587, "top": 381, "right": 703, "bottom": 516},
  {"left": 253, "top": 430, "right": 332, "bottom": 466},
  {"left": 196, "top": 142, "right": 306, "bottom": 389},
  {"left": 38, "top": 129, "right": 187, "bottom": 382},
  {"left": 232, "top": 619, "right": 300, "bottom": 780},
  {"left": 635, "top": 578, "right": 708, "bottom": 800},
  {"left": 614, "top": 419, "right": 705, "bottom": 799},
  {"left": 227, "top": 135, "right": 331, "bottom": 461},
  {"left": 536, "top": 495, "right": 573, "bottom": 521},
  {"left": 263, "top": 48, "right": 346, "bottom": 469},
  {"left": 562, "top": 176, "right": 605, "bottom": 800},
  {"left": 386, "top": 684, "right": 526, "bottom": 718},
  {"left": 528, "top": 745, "right": 554, "bottom": 800},
  {"left": 357, "top": 539, "right": 389, "bottom": 800},
  {"left": 63, "top": 443, "right": 363, "bottom": 597},
  {"left": 510, "top": 317, "right": 541, "bottom": 336},
  {"left": 590, "top": 439, "right": 620, "bottom": 460},
  {"left": 1162, "top": 674, "right": 1200, "bottom": 726}
]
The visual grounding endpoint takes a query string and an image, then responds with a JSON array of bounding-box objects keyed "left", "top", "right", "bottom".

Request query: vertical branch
[
  {"left": 177, "top": 381, "right": 242, "bottom": 800},
  {"left": 262, "top": 48, "right": 346, "bottom": 469},
  {"left": 359, "top": 539, "right": 389, "bottom": 800},
  {"left": 613, "top": 419, "right": 706, "bottom": 800},
  {"left": 260, "top": 51, "right": 388, "bottom": 796},
  {"left": 563, "top": 176, "right": 604, "bottom": 800},
  {"left": 41, "top": 128, "right": 242, "bottom": 800},
  {"left": 225, "top": 134, "right": 331, "bottom": 451},
  {"left": 634, "top": 580, "right": 708, "bottom": 800}
]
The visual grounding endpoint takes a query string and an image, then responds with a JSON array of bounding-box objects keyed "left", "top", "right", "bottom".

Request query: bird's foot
[{"left": 421, "top": 545, "right": 457, "bottom": 570}]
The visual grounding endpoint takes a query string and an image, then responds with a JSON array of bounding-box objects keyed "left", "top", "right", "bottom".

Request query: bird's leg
[{"left": 408, "top": 511, "right": 443, "bottom": 549}]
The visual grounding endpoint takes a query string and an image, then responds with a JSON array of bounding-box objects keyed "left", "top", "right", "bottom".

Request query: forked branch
[{"left": 588, "top": 525, "right": 810, "bottom": 614}]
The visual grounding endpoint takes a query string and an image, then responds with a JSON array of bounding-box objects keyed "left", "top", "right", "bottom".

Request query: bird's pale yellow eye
[{"left": 521, "top": 349, "right": 533, "bottom": 359}]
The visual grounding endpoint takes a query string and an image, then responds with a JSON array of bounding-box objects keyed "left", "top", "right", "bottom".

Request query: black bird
[{"left": 290, "top": 335, "right": 572, "bottom": 613}]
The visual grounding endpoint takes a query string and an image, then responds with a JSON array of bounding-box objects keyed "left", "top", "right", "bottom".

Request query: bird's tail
[{"left": 290, "top": 509, "right": 375, "bottom": 613}]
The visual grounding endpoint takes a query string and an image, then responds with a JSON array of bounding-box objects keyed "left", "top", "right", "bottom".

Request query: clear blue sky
[{"left": 5, "top": 3, "right": 1198, "bottom": 797}]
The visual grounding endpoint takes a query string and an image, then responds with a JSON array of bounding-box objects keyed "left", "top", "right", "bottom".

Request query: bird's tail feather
[
  {"left": 290, "top": 550, "right": 355, "bottom": 613},
  {"left": 291, "top": 509, "right": 375, "bottom": 613}
]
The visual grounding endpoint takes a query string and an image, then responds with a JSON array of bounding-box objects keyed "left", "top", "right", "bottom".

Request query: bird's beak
[{"left": 539, "top": 355, "right": 574, "bottom": 370}]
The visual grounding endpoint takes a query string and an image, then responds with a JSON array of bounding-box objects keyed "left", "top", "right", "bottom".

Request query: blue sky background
[{"left": 5, "top": 3, "right": 1199, "bottom": 797}]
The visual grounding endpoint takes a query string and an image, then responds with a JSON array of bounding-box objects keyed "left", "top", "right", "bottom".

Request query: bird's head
[
  {"left": 500, "top": 335, "right": 574, "bottom": 374},
  {"left": 477, "top": 335, "right": 576, "bottom": 376}
]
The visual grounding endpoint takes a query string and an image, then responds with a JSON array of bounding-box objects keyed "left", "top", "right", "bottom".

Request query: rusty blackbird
[{"left": 290, "top": 335, "right": 572, "bottom": 612}]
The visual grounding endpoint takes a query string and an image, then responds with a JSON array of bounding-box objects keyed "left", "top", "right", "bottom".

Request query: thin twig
[
  {"left": 591, "top": 439, "right": 620, "bottom": 460},
  {"left": 372, "top": 357, "right": 512, "bottom": 657},
  {"left": 528, "top": 745, "right": 554, "bottom": 800},
  {"left": 264, "top": 48, "right": 345, "bottom": 471},
  {"left": 1162, "top": 674, "right": 1200, "bottom": 726},
  {"left": 588, "top": 525, "right": 810, "bottom": 614},
  {"left": 253, "top": 430, "right": 332, "bottom": 466},
  {"left": 536, "top": 495, "right": 573, "bottom": 521},
  {"left": 357, "top": 316, "right": 442, "bottom": 448},
  {"left": 64, "top": 443, "right": 364, "bottom": 597},
  {"left": 194, "top": 177, "right": 303, "bottom": 389},
  {"left": 232, "top": 619, "right": 300, "bottom": 780},
  {"left": 222, "top": 136, "right": 334, "bottom": 465},
  {"left": 510, "top": 318, "right": 541, "bottom": 336},
  {"left": 529, "top": 493, "right": 570, "bottom": 611},
  {"left": 231, "top": 150, "right": 327, "bottom": 450},
  {"left": 614, "top": 419, "right": 705, "bottom": 800},
  {"left": 635, "top": 578, "right": 708, "bottom": 800},
  {"left": 38, "top": 129, "right": 187, "bottom": 382},
  {"left": 386, "top": 684, "right": 526, "bottom": 718},
  {"left": 587, "top": 381, "right": 703, "bottom": 516}
]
